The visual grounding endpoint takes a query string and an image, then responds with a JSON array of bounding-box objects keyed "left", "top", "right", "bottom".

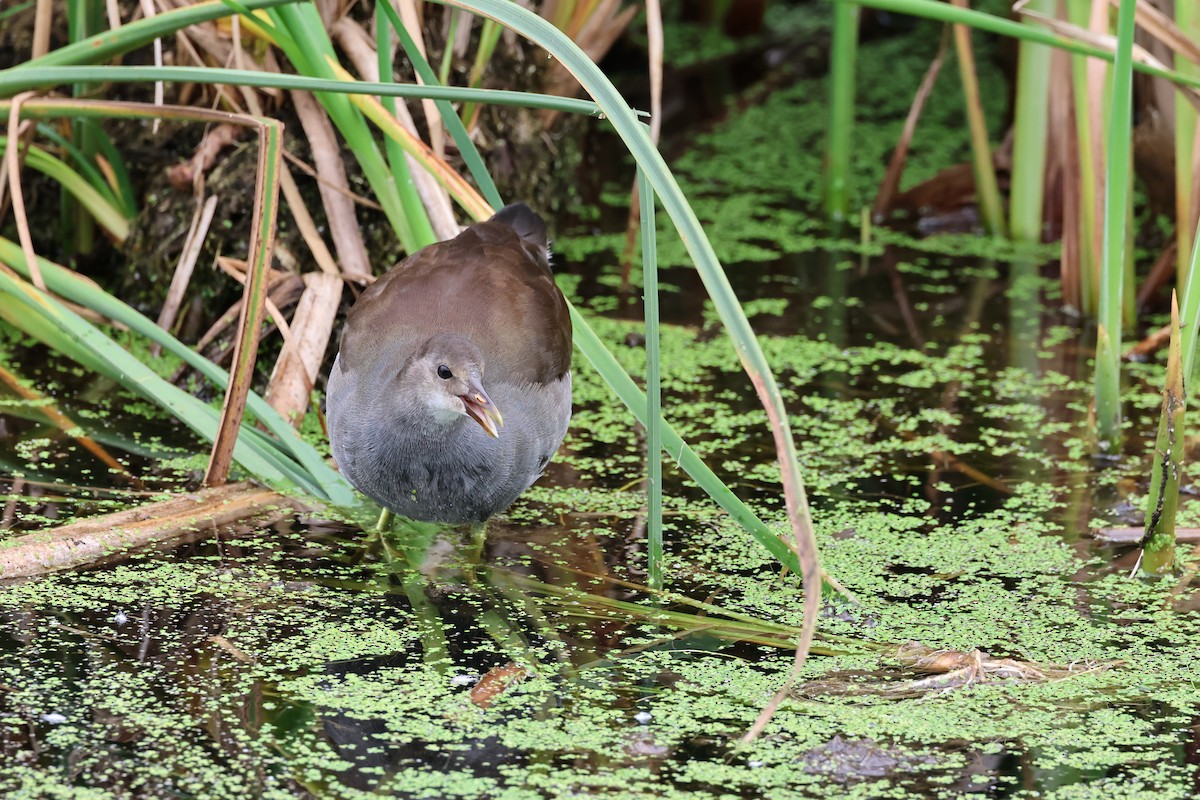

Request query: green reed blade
[
  {"left": 824, "top": 1, "right": 858, "bottom": 221},
  {"left": 1140, "top": 293, "right": 1182, "bottom": 576},
  {"left": 1093, "top": 0, "right": 1137, "bottom": 452},
  {"left": 0, "top": 67, "right": 608, "bottom": 118},
  {"left": 638, "top": 165, "right": 663, "bottom": 591},
  {"left": 838, "top": 0, "right": 1200, "bottom": 95},
  {"left": 1009, "top": 0, "right": 1052, "bottom": 244},
  {"left": 0, "top": 138, "right": 129, "bottom": 241},
  {"left": 377, "top": 0, "right": 504, "bottom": 211},
  {"left": 0, "top": 270, "right": 314, "bottom": 493},
  {"left": 0, "top": 238, "right": 357, "bottom": 507}
]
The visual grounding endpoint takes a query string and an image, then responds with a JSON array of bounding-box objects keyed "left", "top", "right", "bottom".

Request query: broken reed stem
[
  {"left": 203, "top": 118, "right": 282, "bottom": 487},
  {"left": 739, "top": 365, "right": 822, "bottom": 745},
  {"left": 265, "top": 271, "right": 342, "bottom": 426},
  {"left": 1139, "top": 292, "right": 1183, "bottom": 575},
  {"left": 0, "top": 482, "right": 304, "bottom": 579}
]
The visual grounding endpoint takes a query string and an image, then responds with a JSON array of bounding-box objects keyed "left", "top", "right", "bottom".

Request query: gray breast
[{"left": 328, "top": 358, "right": 570, "bottom": 524}]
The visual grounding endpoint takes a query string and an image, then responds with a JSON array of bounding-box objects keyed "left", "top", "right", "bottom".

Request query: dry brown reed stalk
[
  {"left": 277, "top": 164, "right": 342, "bottom": 278},
  {"left": 1021, "top": 0, "right": 1200, "bottom": 310},
  {"left": 32, "top": 0, "right": 51, "bottom": 60},
  {"left": 215, "top": 256, "right": 295, "bottom": 346},
  {"left": 1043, "top": 40, "right": 1069, "bottom": 248},
  {"left": 209, "top": 27, "right": 360, "bottom": 430},
  {"left": 449, "top": 8, "right": 473, "bottom": 57},
  {"left": 392, "top": 94, "right": 461, "bottom": 238},
  {"left": 265, "top": 272, "right": 342, "bottom": 425},
  {"left": 157, "top": 194, "right": 219, "bottom": 341},
  {"left": 1017, "top": 1, "right": 1200, "bottom": 108},
  {"left": 183, "top": 272, "right": 306, "bottom": 381},
  {"left": 225, "top": 21, "right": 349, "bottom": 283},
  {"left": 327, "top": 58, "right": 492, "bottom": 220},
  {"left": 953, "top": 0, "right": 1008, "bottom": 235},
  {"left": 203, "top": 143, "right": 279, "bottom": 491},
  {"left": 281, "top": 148, "right": 384, "bottom": 212},
  {"left": 740, "top": 367, "right": 822, "bottom": 744},
  {"left": 1136, "top": 240, "right": 1178, "bottom": 311},
  {"left": 1189, "top": 126, "right": 1200, "bottom": 274},
  {"left": 289, "top": 89, "right": 375, "bottom": 282},
  {"left": 872, "top": 27, "right": 949, "bottom": 221},
  {"left": 4, "top": 93, "right": 44, "bottom": 291},
  {"left": 166, "top": 124, "right": 244, "bottom": 189},
  {"left": 177, "top": 31, "right": 249, "bottom": 112},
  {"left": 332, "top": 17, "right": 460, "bottom": 239},
  {"left": 397, "top": 0, "right": 447, "bottom": 158},
  {"left": 1085, "top": 0, "right": 1108, "bottom": 308},
  {"left": 221, "top": 40, "right": 349, "bottom": 427},
  {"left": 645, "top": 0, "right": 662, "bottom": 145},
  {"left": 137, "top": 0, "right": 165, "bottom": 126},
  {"left": 256, "top": 161, "right": 350, "bottom": 423},
  {"left": 172, "top": 16, "right": 228, "bottom": 106},
  {"left": 1117, "top": 0, "right": 1200, "bottom": 64},
  {"left": 1, "top": 477, "right": 23, "bottom": 530},
  {"left": 1058, "top": 45, "right": 1082, "bottom": 310},
  {"left": 1125, "top": 323, "right": 1172, "bottom": 361}
]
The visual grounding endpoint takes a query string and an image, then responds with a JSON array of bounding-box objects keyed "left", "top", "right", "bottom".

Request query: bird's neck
[{"left": 389, "top": 375, "right": 465, "bottom": 434}]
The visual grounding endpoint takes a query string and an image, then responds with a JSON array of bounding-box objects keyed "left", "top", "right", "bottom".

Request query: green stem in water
[
  {"left": 1140, "top": 293, "right": 1182, "bottom": 576},
  {"left": 1176, "top": 2, "right": 1200, "bottom": 291},
  {"left": 1009, "top": 0, "right": 1053, "bottom": 244},
  {"left": 824, "top": 2, "right": 858, "bottom": 221},
  {"left": 1093, "top": 0, "right": 1137, "bottom": 453},
  {"left": 638, "top": 164, "right": 663, "bottom": 591},
  {"left": 951, "top": 8, "right": 1005, "bottom": 236}
]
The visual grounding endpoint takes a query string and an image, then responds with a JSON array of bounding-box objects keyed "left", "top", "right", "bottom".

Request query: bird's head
[{"left": 402, "top": 333, "right": 504, "bottom": 437}]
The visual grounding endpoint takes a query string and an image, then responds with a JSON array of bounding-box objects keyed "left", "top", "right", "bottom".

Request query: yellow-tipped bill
[{"left": 461, "top": 380, "right": 504, "bottom": 438}]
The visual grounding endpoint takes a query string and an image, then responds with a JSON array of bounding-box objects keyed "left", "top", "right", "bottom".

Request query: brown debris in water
[
  {"left": 469, "top": 663, "right": 530, "bottom": 708},
  {"left": 795, "top": 642, "right": 1114, "bottom": 700},
  {"left": 1094, "top": 526, "right": 1200, "bottom": 544}
]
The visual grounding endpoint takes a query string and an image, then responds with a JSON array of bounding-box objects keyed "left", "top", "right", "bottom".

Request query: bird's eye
[{"left": 437, "top": 365, "right": 453, "bottom": 380}]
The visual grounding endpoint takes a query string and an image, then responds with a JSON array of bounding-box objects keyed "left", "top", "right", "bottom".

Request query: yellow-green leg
[{"left": 461, "top": 522, "right": 489, "bottom": 584}]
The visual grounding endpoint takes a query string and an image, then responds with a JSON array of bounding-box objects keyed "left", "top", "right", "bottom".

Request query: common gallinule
[{"left": 326, "top": 204, "right": 572, "bottom": 524}]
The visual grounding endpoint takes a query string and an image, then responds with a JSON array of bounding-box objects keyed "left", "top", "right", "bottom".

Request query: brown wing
[{"left": 338, "top": 213, "right": 571, "bottom": 387}]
